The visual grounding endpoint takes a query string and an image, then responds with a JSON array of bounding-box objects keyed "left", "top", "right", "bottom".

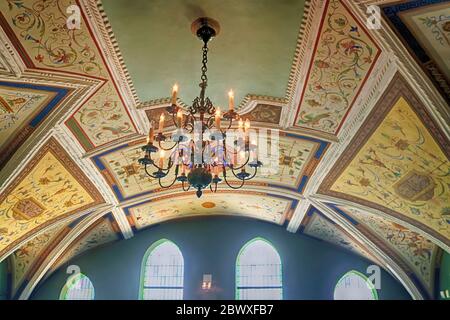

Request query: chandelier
[{"left": 138, "top": 18, "right": 262, "bottom": 198}]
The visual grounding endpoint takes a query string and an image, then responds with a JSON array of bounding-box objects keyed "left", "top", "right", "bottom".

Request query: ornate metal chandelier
[{"left": 138, "top": 18, "right": 262, "bottom": 198}]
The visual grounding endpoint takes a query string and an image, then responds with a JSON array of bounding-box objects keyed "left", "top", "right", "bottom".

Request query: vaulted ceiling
[{"left": 0, "top": 0, "right": 448, "bottom": 300}]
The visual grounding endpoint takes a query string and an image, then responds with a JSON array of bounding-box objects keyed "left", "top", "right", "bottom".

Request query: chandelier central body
[{"left": 138, "top": 18, "right": 262, "bottom": 198}]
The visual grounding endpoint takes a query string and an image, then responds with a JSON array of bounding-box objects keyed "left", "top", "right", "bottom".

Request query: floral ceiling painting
[
  {"left": 319, "top": 73, "right": 450, "bottom": 247},
  {"left": 294, "top": 0, "right": 380, "bottom": 134},
  {"left": 49, "top": 215, "right": 120, "bottom": 274},
  {"left": 300, "top": 207, "right": 376, "bottom": 263},
  {"left": 0, "top": 138, "right": 104, "bottom": 258},
  {"left": 9, "top": 222, "right": 67, "bottom": 298},
  {"left": 382, "top": 0, "right": 450, "bottom": 102},
  {"left": 0, "top": 0, "right": 138, "bottom": 150},
  {"left": 0, "top": 82, "right": 70, "bottom": 168},
  {"left": 0, "top": 0, "right": 447, "bottom": 300},
  {"left": 333, "top": 205, "right": 439, "bottom": 297},
  {"left": 126, "top": 191, "right": 295, "bottom": 230}
]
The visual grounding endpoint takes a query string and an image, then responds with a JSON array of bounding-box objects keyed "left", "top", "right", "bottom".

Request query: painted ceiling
[{"left": 0, "top": 0, "right": 448, "bottom": 300}]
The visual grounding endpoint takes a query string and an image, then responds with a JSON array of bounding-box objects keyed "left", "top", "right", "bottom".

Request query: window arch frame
[
  {"left": 333, "top": 270, "right": 379, "bottom": 300},
  {"left": 59, "top": 272, "right": 95, "bottom": 300},
  {"left": 235, "top": 237, "right": 283, "bottom": 300},
  {"left": 138, "top": 238, "right": 184, "bottom": 300}
]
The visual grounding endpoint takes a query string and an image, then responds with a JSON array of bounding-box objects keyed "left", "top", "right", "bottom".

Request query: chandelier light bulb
[
  {"left": 215, "top": 108, "right": 221, "bottom": 129},
  {"left": 158, "top": 113, "right": 165, "bottom": 133},
  {"left": 228, "top": 89, "right": 234, "bottom": 111},
  {"left": 171, "top": 83, "right": 178, "bottom": 105}
]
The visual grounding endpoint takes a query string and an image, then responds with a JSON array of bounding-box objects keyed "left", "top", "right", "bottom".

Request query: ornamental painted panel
[
  {"left": 319, "top": 73, "right": 450, "bottom": 246},
  {"left": 0, "top": 138, "right": 104, "bottom": 257},
  {"left": 0, "top": 0, "right": 137, "bottom": 149},
  {"left": 301, "top": 207, "right": 375, "bottom": 262},
  {"left": 0, "top": 81, "right": 71, "bottom": 168},
  {"left": 382, "top": 0, "right": 450, "bottom": 102},
  {"left": 51, "top": 216, "right": 120, "bottom": 272},
  {"left": 127, "top": 191, "right": 294, "bottom": 230},
  {"left": 92, "top": 133, "right": 327, "bottom": 200},
  {"left": 10, "top": 222, "right": 67, "bottom": 296},
  {"left": 335, "top": 205, "right": 438, "bottom": 294},
  {"left": 294, "top": 0, "right": 381, "bottom": 134}
]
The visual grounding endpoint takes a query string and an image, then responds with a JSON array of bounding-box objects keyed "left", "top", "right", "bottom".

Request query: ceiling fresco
[
  {"left": 0, "top": 0, "right": 139, "bottom": 150},
  {"left": 49, "top": 214, "right": 120, "bottom": 274},
  {"left": 299, "top": 206, "right": 376, "bottom": 263},
  {"left": 9, "top": 222, "right": 68, "bottom": 298},
  {"left": 319, "top": 73, "right": 450, "bottom": 247},
  {"left": 0, "top": 0, "right": 448, "bottom": 300},
  {"left": 382, "top": 0, "right": 450, "bottom": 103},
  {"left": 293, "top": 0, "right": 381, "bottom": 134},
  {"left": 331, "top": 204, "right": 439, "bottom": 297},
  {"left": 126, "top": 191, "right": 296, "bottom": 230},
  {"left": 0, "top": 137, "right": 104, "bottom": 258},
  {"left": 0, "top": 81, "right": 71, "bottom": 168}
]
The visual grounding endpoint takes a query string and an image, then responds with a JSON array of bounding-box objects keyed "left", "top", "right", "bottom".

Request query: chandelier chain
[{"left": 200, "top": 43, "right": 208, "bottom": 86}]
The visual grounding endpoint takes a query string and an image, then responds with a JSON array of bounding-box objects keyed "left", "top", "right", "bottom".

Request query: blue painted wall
[{"left": 31, "top": 216, "right": 411, "bottom": 300}]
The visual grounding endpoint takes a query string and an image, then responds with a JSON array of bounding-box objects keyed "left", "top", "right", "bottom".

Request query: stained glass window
[
  {"left": 60, "top": 273, "right": 95, "bottom": 300},
  {"left": 334, "top": 270, "right": 378, "bottom": 300},
  {"left": 236, "top": 238, "right": 282, "bottom": 300},
  {"left": 140, "top": 239, "right": 184, "bottom": 300}
]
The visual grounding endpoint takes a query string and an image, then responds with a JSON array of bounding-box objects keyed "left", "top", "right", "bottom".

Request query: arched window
[
  {"left": 334, "top": 270, "right": 378, "bottom": 300},
  {"left": 60, "top": 273, "right": 95, "bottom": 300},
  {"left": 140, "top": 239, "right": 184, "bottom": 300},
  {"left": 236, "top": 237, "right": 282, "bottom": 300}
]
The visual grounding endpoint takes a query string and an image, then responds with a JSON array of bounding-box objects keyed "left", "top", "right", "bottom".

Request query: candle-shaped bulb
[
  {"left": 215, "top": 108, "right": 221, "bottom": 129},
  {"left": 158, "top": 113, "right": 165, "bottom": 133},
  {"left": 148, "top": 122, "right": 154, "bottom": 144},
  {"left": 228, "top": 90, "right": 234, "bottom": 111},
  {"left": 159, "top": 149, "right": 165, "bottom": 168},
  {"left": 177, "top": 109, "right": 183, "bottom": 127},
  {"left": 238, "top": 118, "right": 243, "bottom": 129},
  {"left": 244, "top": 119, "right": 250, "bottom": 130},
  {"left": 171, "top": 84, "right": 178, "bottom": 105}
]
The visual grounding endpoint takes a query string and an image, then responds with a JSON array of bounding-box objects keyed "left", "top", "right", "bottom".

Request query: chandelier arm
[
  {"left": 229, "top": 151, "right": 250, "bottom": 171},
  {"left": 226, "top": 117, "right": 234, "bottom": 130},
  {"left": 157, "top": 172, "right": 178, "bottom": 188},
  {"left": 245, "top": 166, "right": 258, "bottom": 180},
  {"left": 157, "top": 139, "right": 179, "bottom": 151},
  {"left": 143, "top": 164, "right": 161, "bottom": 179},
  {"left": 182, "top": 180, "right": 191, "bottom": 192},
  {"left": 152, "top": 156, "right": 174, "bottom": 171},
  {"left": 209, "top": 182, "right": 218, "bottom": 193},
  {"left": 222, "top": 172, "right": 245, "bottom": 189}
]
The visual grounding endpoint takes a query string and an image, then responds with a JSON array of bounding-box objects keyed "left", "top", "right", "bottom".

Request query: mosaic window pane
[
  {"left": 236, "top": 238, "right": 282, "bottom": 300},
  {"left": 334, "top": 270, "right": 378, "bottom": 300},
  {"left": 60, "top": 273, "right": 95, "bottom": 300},
  {"left": 141, "top": 240, "right": 184, "bottom": 300}
]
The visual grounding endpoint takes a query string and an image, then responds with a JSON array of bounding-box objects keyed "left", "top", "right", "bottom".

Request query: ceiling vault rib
[
  {"left": 310, "top": 197, "right": 426, "bottom": 300},
  {"left": 17, "top": 207, "right": 113, "bottom": 300}
]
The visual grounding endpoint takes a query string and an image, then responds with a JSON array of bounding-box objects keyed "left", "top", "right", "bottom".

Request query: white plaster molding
[{"left": 287, "top": 198, "right": 313, "bottom": 232}]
